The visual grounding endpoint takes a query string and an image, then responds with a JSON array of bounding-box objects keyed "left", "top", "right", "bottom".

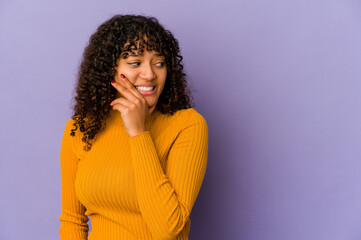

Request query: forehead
[
  {"left": 121, "top": 47, "right": 164, "bottom": 59},
  {"left": 126, "top": 51, "right": 164, "bottom": 57},
  {"left": 117, "top": 50, "right": 164, "bottom": 64},
  {"left": 121, "top": 36, "right": 163, "bottom": 58}
]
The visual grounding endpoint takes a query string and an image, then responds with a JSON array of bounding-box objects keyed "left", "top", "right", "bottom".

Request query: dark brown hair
[{"left": 70, "top": 14, "right": 194, "bottom": 151}]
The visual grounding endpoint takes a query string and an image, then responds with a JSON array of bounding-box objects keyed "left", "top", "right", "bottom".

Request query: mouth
[{"left": 135, "top": 86, "right": 156, "bottom": 95}]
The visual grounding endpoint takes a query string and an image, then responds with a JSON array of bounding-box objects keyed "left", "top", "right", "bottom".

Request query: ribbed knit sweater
[{"left": 58, "top": 108, "right": 208, "bottom": 240}]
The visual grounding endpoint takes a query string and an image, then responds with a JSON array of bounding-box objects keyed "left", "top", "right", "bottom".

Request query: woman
[{"left": 58, "top": 14, "right": 208, "bottom": 240}]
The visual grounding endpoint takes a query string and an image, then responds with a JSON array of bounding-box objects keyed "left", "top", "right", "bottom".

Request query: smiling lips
[
  {"left": 135, "top": 86, "right": 156, "bottom": 95},
  {"left": 134, "top": 84, "right": 155, "bottom": 87}
]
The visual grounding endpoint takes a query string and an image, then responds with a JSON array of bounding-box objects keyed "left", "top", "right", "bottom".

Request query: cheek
[
  {"left": 157, "top": 81, "right": 166, "bottom": 93},
  {"left": 120, "top": 69, "right": 138, "bottom": 84}
]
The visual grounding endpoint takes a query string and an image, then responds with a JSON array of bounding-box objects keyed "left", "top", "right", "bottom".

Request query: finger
[
  {"left": 111, "top": 101, "right": 128, "bottom": 112},
  {"left": 110, "top": 97, "right": 130, "bottom": 107},
  {"left": 111, "top": 80, "right": 139, "bottom": 102},
  {"left": 118, "top": 74, "right": 145, "bottom": 99}
]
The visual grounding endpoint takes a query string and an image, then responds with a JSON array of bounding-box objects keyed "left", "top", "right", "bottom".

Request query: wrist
[{"left": 129, "top": 128, "right": 147, "bottom": 137}]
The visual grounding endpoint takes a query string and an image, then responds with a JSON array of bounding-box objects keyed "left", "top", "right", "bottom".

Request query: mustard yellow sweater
[{"left": 58, "top": 108, "right": 208, "bottom": 240}]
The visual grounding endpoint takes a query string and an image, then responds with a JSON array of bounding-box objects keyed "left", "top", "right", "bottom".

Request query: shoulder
[
  {"left": 174, "top": 108, "right": 208, "bottom": 131},
  {"left": 186, "top": 108, "right": 207, "bottom": 123},
  {"left": 62, "top": 119, "right": 75, "bottom": 140},
  {"left": 169, "top": 109, "right": 208, "bottom": 150},
  {"left": 64, "top": 119, "right": 80, "bottom": 136},
  {"left": 62, "top": 119, "right": 87, "bottom": 159},
  {"left": 182, "top": 108, "right": 207, "bottom": 122},
  {"left": 64, "top": 116, "right": 90, "bottom": 138},
  {"left": 64, "top": 119, "right": 75, "bottom": 130}
]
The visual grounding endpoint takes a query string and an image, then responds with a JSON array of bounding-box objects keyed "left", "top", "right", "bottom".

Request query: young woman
[{"left": 58, "top": 14, "right": 208, "bottom": 240}]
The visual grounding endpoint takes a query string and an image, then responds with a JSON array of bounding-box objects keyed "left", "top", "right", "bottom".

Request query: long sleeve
[
  {"left": 58, "top": 120, "right": 89, "bottom": 240},
  {"left": 128, "top": 110, "right": 208, "bottom": 240}
]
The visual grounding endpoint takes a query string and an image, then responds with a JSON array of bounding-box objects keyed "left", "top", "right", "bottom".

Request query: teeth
[{"left": 136, "top": 86, "right": 154, "bottom": 91}]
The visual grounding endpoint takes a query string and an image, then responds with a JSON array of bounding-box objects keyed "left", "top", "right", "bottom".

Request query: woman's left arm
[{"left": 129, "top": 110, "right": 208, "bottom": 240}]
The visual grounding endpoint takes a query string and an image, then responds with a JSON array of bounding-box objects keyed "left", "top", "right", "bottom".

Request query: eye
[
  {"left": 155, "top": 62, "right": 165, "bottom": 67},
  {"left": 128, "top": 62, "right": 140, "bottom": 66}
]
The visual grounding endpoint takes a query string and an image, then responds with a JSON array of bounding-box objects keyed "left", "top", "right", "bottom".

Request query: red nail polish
[
  {"left": 120, "top": 74, "right": 125, "bottom": 79},
  {"left": 111, "top": 80, "right": 115, "bottom": 83}
]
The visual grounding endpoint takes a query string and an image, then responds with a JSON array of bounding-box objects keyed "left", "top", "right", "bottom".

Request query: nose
[{"left": 139, "top": 63, "right": 156, "bottom": 80}]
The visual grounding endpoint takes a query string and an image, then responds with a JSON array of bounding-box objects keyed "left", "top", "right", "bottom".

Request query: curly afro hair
[{"left": 69, "top": 14, "right": 194, "bottom": 151}]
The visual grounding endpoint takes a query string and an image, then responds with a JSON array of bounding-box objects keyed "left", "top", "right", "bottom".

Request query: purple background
[{"left": 1, "top": 0, "right": 361, "bottom": 239}]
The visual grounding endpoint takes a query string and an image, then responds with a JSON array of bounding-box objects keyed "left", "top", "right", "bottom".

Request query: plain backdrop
[{"left": 1, "top": 0, "right": 361, "bottom": 239}]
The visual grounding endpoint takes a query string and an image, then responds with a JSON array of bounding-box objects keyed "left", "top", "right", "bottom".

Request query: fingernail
[
  {"left": 111, "top": 80, "right": 115, "bottom": 83},
  {"left": 120, "top": 74, "right": 125, "bottom": 79}
]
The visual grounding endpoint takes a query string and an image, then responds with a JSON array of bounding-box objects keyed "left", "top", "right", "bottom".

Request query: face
[{"left": 114, "top": 49, "right": 167, "bottom": 114}]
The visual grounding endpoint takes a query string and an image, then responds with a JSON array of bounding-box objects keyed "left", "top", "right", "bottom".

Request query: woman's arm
[
  {"left": 58, "top": 120, "right": 89, "bottom": 240},
  {"left": 129, "top": 109, "right": 208, "bottom": 240}
]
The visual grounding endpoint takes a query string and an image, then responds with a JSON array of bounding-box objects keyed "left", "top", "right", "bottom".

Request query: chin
[{"left": 146, "top": 99, "right": 158, "bottom": 108}]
